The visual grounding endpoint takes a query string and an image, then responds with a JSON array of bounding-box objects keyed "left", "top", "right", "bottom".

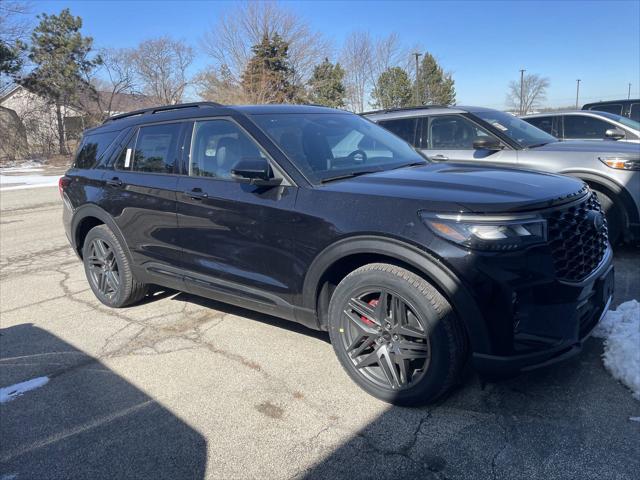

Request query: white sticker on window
[
  {"left": 124, "top": 148, "right": 132, "bottom": 168},
  {"left": 491, "top": 122, "right": 508, "bottom": 131}
]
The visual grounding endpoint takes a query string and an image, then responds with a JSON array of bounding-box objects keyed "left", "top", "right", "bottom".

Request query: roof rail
[
  {"left": 361, "top": 105, "right": 451, "bottom": 116},
  {"left": 102, "top": 101, "right": 224, "bottom": 124}
]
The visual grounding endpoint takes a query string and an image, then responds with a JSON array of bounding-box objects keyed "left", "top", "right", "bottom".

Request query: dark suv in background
[
  {"left": 61, "top": 103, "right": 613, "bottom": 405},
  {"left": 582, "top": 99, "right": 640, "bottom": 121}
]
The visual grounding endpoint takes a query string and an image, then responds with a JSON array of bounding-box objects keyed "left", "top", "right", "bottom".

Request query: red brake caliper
[{"left": 360, "top": 298, "right": 379, "bottom": 326}]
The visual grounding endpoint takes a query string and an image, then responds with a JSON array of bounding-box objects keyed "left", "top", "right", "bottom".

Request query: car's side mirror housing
[
  {"left": 472, "top": 137, "right": 502, "bottom": 150},
  {"left": 605, "top": 128, "right": 625, "bottom": 140},
  {"left": 231, "top": 158, "right": 282, "bottom": 187}
]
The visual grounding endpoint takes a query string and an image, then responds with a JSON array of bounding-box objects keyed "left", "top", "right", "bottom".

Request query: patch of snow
[
  {"left": 0, "top": 376, "right": 49, "bottom": 403},
  {"left": 593, "top": 300, "right": 640, "bottom": 400},
  {"left": 630, "top": 417, "right": 640, "bottom": 422},
  {"left": 0, "top": 174, "right": 61, "bottom": 191}
]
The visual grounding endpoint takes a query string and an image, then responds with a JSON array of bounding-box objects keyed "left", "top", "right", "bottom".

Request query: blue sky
[{"left": 29, "top": 0, "right": 640, "bottom": 108}]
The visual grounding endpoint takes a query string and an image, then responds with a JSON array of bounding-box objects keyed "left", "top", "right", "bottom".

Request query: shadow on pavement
[
  {"left": 300, "top": 336, "right": 640, "bottom": 480},
  {"left": 0, "top": 323, "right": 207, "bottom": 480}
]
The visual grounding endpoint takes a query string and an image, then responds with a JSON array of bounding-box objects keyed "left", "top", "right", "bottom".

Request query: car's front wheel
[
  {"left": 328, "top": 263, "right": 467, "bottom": 406},
  {"left": 82, "top": 225, "right": 147, "bottom": 308}
]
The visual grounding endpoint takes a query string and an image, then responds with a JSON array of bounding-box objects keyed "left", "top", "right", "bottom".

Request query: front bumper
[{"left": 460, "top": 245, "right": 615, "bottom": 377}]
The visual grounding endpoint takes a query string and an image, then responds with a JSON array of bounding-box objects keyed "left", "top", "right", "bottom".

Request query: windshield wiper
[{"left": 320, "top": 170, "right": 379, "bottom": 184}]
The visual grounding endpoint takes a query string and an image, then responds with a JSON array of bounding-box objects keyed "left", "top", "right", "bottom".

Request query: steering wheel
[{"left": 348, "top": 149, "right": 367, "bottom": 164}]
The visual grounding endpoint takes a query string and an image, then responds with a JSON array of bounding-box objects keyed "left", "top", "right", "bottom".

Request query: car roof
[
  {"left": 362, "top": 105, "right": 501, "bottom": 120},
  {"left": 84, "top": 102, "right": 349, "bottom": 135},
  {"left": 523, "top": 110, "right": 601, "bottom": 118}
]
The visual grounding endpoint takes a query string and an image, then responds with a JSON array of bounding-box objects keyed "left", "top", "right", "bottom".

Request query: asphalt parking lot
[{"left": 1, "top": 186, "right": 639, "bottom": 480}]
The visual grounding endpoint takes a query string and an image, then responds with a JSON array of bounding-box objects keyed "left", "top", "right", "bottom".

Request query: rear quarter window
[{"left": 74, "top": 131, "right": 119, "bottom": 169}]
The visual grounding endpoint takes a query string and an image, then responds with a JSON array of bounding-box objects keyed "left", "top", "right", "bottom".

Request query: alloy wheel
[
  {"left": 339, "top": 289, "right": 431, "bottom": 390},
  {"left": 87, "top": 239, "right": 120, "bottom": 300}
]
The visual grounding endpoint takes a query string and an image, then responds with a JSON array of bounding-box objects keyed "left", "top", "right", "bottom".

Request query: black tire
[
  {"left": 594, "top": 190, "right": 623, "bottom": 245},
  {"left": 328, "top": 263, "right": 467, "bottom": 406},
  {"left": 82, "top": 225, "right": 147, "bottom": 308}
]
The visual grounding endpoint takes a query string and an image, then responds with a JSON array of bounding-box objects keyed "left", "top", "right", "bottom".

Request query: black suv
[{"left": 61, "top": 103, "right": 614, "bottom": 405}]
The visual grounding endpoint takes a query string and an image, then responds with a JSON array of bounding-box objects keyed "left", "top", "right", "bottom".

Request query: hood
[
  {"left": 531, "top": 140, "right": 640, "bottom": 154},
  {"left": 322, "top": 162, "right": 587, "bottom": 213}
]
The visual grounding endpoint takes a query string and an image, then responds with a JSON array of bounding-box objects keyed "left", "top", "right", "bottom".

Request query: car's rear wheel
[
  {"left": 82, "top": 225, "right": 147, "bottom": 308},
  {"left": 594, "top": 189, "right": 623, "bottom": 245},
  {"left": 328, "top": 263, "right": 467, "bottom": 406}
]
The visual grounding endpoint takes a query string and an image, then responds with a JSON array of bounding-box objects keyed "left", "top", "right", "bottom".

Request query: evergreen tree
[
  {"left": 241, "top": 33, "right": 297, "bottom": 103},
  {"left": 371, "top": 67, "right": 413, "bottom": 109},
  {"left": 307, "top": 58, "right": 346, "bottom": 108},
  {"left": 0, "top": 40, "right": 22, "bottom": 77},
  {"left": 20, "top": 9, "right": 101, "bottom": 154},
  {"left": 415, "top": 52, "right": 455, "bottom": 106}
]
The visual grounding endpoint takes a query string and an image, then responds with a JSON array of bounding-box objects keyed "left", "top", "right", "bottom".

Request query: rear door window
[
  {"left": 563, "top": 115, "right": 612, "bottom": 139},
  {"left": 377, "top": 118, "right": 418, "bottom": 146},
  {"left": 74, "top": 131, "right": 119, "bottom": 169},
  {"left": 131, "top": 123, "right": 182, "bottom": 174},
  {"left": 525, "top": 116, "right": 556, "bottom": 136}
]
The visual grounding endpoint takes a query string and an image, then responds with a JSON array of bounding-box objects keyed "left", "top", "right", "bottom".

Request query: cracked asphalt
[{"left": 1, "top": 186, "right": 639, "bottom": 480}]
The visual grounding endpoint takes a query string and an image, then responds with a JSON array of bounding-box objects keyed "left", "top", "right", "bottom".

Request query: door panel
[
  {"left": 101, "top": 123, "right": 184, "bottom": 270},
  {"left": 418, "top": 115, "right": 516, "bottom": 166},
  {"left": 176, "top": 118, "right": 299, "bottom": 309}
]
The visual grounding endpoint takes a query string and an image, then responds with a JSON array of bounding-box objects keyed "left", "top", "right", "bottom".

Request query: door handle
[
  {"left": 184, "top": 189, "right": 208, "bottom": 200},
  {"left": 106, "top": 177, "right": 123, "bottom": 187},
  {"left": 431, "top": 154, "right": 449, "bottom": 160}
]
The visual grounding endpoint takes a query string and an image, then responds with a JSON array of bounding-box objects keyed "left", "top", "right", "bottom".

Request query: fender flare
[
  {"left": 71, "top": 204, "right": 133, "bottom": 261},
  {"left": 302, "top": 235, "right": 492, "bottom": 354},
  {"left": 560, "top": 170, "right": 639, "bottom": 224}
]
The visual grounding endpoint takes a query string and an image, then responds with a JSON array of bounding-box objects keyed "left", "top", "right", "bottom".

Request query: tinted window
[
  {"left": 114, "top": 134, "right": 136, "bottom": 170},
  {"left": 189, "top": 120, "right": 265, "bottom": 179},
  {"left": 74, "top": 131, "right": 119, "bottom": 169},
  {"left": 630, "top": 103, "right": 640, "bottom": 122},
  {"left": 589, "top": 104, "right": 623, "bottom": 115},
  {"left": 428, "top": 115, "right": 491, "bottom": 150},
  {"left": 563, "top": 115, "right": 612, "bottom": 139},
  {"left": 377, "top": 118, "right": 418, "bottom": 145},
  {"left": 525, "top": 116, "right": 556, "bottom": 137},
  {"left": 251, "top": 113, "right": 426, "bottom": 184},
  {"left": 132, "top": 123, "right": 181, "bottom": 173}
]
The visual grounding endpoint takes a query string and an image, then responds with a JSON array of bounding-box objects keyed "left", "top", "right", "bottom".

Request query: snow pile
[
  {"left": 0, "top": 376, "right": 49, "bottom": 403},
  {"left": 0, "top": 173, "right": 61, "bottom": 191},
  {"left": 593, "top": 300, "right": 640, "bottom": 400}
]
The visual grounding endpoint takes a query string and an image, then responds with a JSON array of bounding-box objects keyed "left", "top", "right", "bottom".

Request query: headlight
[
  {"left": 599, "top": 156, "right": 640, "bottom": 170},
  {"left": 420, "top": 212, "right": 547, "bottom": 250}
]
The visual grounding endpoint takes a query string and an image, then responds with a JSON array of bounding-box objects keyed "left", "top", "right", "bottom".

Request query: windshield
[
  {"left": 594, "top": 111, "right": 640, "bottom": 130},
  {"left": 473, "top": 110, "right": 557, "bottom": 148},
  {"left": 250, "top": 113, "right": 426, "bottom": 183}
]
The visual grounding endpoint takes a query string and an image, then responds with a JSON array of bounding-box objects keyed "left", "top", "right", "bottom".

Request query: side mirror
[
  {"left": 605, "top": 128, "right": 625, "bottom": 140},
  {"left": 472, "top": 137, "right": 502, "bottom": 150},
  {"left": 231, "top": 157, "right": 282, "bottom": 187}
]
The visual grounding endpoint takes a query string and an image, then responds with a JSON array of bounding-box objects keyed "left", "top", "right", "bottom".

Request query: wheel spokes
[{"left": 344, "top": 289, "right": 431, "bottom": 390}]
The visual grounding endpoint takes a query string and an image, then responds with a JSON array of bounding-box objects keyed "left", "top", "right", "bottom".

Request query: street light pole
[
  {"left": 575, "top": 79, "right": 581, "bottom": 109},
  {"left": 629, "top": 83, "right": 632, "bottom": 100},
  {"left": 519, "top": 69, "right": 525, "bottom": 115},
  {"left": 413, "top": 52, "right": 422, "bottom": 105}
]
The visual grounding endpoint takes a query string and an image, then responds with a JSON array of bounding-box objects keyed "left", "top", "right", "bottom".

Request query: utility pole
[
  {"left": 575, "top": 79, "right": 581, "bottom": 109},
  {"left": 413, "top": 52, "right": 422, "bottom": 106},
  {"left": 629, "top": 83, "right": 632, "bottom": 100},
  {"left": 519, "top": 69, "right": 525, "bottom": 115}
]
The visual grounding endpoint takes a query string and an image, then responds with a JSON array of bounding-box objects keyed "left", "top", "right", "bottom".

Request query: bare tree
[
  {"left": 0, "top": 0, "right": 31, "bottom": 93},
  {"left": 200, "top": 1, "right": 329, "bottom": 92},
  {"left": 130, "top": 37, "right": 194, "bottom": 105},
  {"left": 340, "top": 31, "right": 372, "bottom": 113},
  {"left": 195, "top": 65, "right": 249, "bottom": 105},
  {"left": 507, "top": 73, "right": 550, "bottom": 114}
]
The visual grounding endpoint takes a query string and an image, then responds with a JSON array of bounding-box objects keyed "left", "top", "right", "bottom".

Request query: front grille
[{"left": 547, "top": 193, "right": 608, "bottom": 282}]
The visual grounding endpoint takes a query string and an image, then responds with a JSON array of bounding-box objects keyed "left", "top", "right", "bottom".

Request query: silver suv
[{"left": 364, "top": 106, "right": 640, "bottom": 244}]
